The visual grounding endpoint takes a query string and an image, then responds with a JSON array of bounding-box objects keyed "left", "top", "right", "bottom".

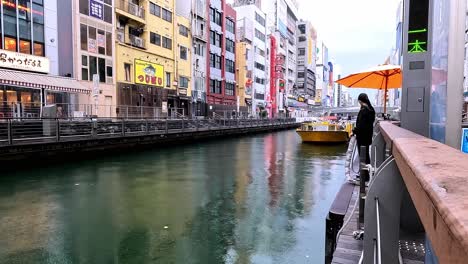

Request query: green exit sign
[{"left": 408, "top": 0, "right": 429, "bottom": 53}]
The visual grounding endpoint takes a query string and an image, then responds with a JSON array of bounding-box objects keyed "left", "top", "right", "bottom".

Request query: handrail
[
  {"left": 375, "top": 197, "right": 381, "bottom": 264},
  {"left": 378, "top": 121, "right": 468, "bottom": 263}
]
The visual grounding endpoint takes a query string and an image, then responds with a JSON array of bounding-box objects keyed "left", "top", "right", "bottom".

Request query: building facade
[
  {"left": 0, "top": 0, "right": 90, "bottom": 119},
  {"left": 190, "top": 0, "right": 207, "bottom": 116},
  {"left": 234, "top": 3, "right": 267, "bottom": 116},
  {"left": 206, "top": 0, "right": 237, "bottom": 115},
  {"left": 115, "top": 0, "right": 182, "bottom": 117},
  {"left": 235, "top": 41, "right": 252, "bottom": 111},
  {"left": 296, "top": 20, "right": 316, "bottom": 100},
  {"left": 315, "top": 40, "right": 329, "bottom": 106}
]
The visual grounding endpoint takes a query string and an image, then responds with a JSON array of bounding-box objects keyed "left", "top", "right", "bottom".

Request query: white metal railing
[
  {"left": 116, "top": 0, "right": 145, "bottom": 19},
  {"left": 375, "top": 197, "right": 382, "bottom": 264}
]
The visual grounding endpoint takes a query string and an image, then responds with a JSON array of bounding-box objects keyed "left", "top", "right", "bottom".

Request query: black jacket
[{"left": 353, "top": 105, "right": 375, "bottom": 146}]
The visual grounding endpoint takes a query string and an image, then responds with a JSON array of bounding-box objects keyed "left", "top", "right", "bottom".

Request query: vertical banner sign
[
  {"left": 88, "top": 39, "right": 97, "bottom": 53},
  {"left": 162, "top": 102, "right": 168, "bottom": 113},
  {"left": 97, "top": 34, "right": 105, "bottom": 48},
  {"left": 408, "top": 0, "right": 429, "bottom": 53},
  {"left": 461, "top": 128, "right": 468, "bottom": 153},
  {"left": 89, "top": 0, "right": 104, "bottom": 20}
]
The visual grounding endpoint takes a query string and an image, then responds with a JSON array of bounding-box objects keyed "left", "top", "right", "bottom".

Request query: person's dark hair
[{"left": 358, "top": 93, "right": 375, "bottom": 112}]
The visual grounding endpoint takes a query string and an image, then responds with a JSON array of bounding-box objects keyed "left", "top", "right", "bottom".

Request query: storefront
[{"left": 0, "top": 50, "right": 90, "bottom": 118}]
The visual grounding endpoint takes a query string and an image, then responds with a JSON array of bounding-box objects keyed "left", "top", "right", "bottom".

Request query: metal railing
[
  {"left": 374, "top": 197, "right": 381, "bottom": 264},
  {"left": 115, "top": 0, "right": 145, "bottom": 19},
  {"left": 0, "top": 117, "right": 297, "bottom": 146}
]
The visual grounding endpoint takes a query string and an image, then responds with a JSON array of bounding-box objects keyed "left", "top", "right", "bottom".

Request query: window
[
  {"left": 179, "top": 25, "right": 188, "bottom": 37},
  {"left": 298, "top": 36, "right": 306, "bottom": 42},
  {"left": 124, "top": 63, "right": 131, "bottom": 81},
  {"left": 209, "top": 8, "right": 215, "bottom": 23},
  {"left": 195, "top": 43, "right": 204, "bottom": 56},
  {"left": 150, "top": 32, "right": 161, "bottom": 46},
  {"left": 180, "top": 46, "right": 188, "bottom": 60},
  {"left": 215, "top": 55, "right": 221, "bottom": 69},
  {"left": 225, "top": 83, "right": 235, "bottom": 96},
  {"left": 162, "top": 8, "right": 172, "bottom": 22},
  {"left": 81, "top": 56, "right": 111, "bottom": 83},
  {"left": 298, "top": 48, "right": 305, "bottom": 56},
  {"left": 215, "top": 11, "right": 222, "bottom": 25},
  {"left": 4, "top": 37, "right": 16, "bottom": 52},
  {"left": 179, "top": 76, "right": 189, "bottom": 88},
  {"left": 255, "top": 29, "right": 265, "bottom": 42},
  {"left": 162, "top": 36, "right": 172, "bottom": 49},
  {"left": 81, "top": 55, "right": 88, "bottom": 81},
  {"left": 226, "top": 39, "right": 235, "bottom": 53},
  {"left": 98, "top": 57, "right": 106, "bottom": 83},
  {"left": 166, "top": 72, "right": 171, "bottom": 87},
  {"left": 225, "top": 59, "right": 234, "bottom": 73},
  {"left": 106, "top": 32, "right": 112, "bottom": 56},
  {"left": 255, "top": 93, "right": 265, "bottom": 100},
  {"left": 89, "top": 56, "right": 97, "bottom": 79},
  {"left": 298, "top": 24, "right": 306, "bottom": 34},
  {"left": 255, "top": 62, "right": 265, "bottom": 71},
  {"left": 98, "top": 29, "right": 105, "bottom": 55},
  {"left": 79, "top": 0, "right": 89, "bottom": 15},
  {"left": 216, "top": 80, "right": 221, "bottom": 93},
  {"left": 210, "top": 53, "right": 215, "bottom": 68},
  {"left": 106, "top": 66, "right": 113, "bottom": 77},
  {"left": 255, "top": 12, "right": 265, "bottom": 26},
  {"left": 226, "top": 19, "right": 235, "bottom": 33},
  {"left": 255, "top": 77, "right": 265, "bottom": 84},
  {"left": 215, "top": 33, "right": 222, "bottom": 47},
  {"left": 297, "top": 71, "right": 305, "bottom": 78},
  {"left": 209, "top": 79, "right": 215, "bottom": 93},
  {"left": 210, "top": 30, "right": 215, "bottom": 45},
  {"left": 150, "top": 2, "right": 161, "bottom": 17}
]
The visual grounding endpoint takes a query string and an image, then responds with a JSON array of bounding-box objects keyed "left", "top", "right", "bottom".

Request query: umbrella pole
[{"left": 384, "top": 78, "right": 388, "bottom": 114}]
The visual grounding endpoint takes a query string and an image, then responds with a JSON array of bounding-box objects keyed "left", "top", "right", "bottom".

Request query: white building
[{"left": 234, "top": 3, "right": 268, "bottom": 114}]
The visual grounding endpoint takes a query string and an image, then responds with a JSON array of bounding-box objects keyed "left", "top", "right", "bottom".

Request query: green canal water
[{"left": 0, "top": 130, "right": 346, "bottom": 264}]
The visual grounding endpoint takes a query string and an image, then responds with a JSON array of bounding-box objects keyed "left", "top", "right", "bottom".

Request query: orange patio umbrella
[{"left": 335, "top": 64, "right": 401, "bottom": 113}]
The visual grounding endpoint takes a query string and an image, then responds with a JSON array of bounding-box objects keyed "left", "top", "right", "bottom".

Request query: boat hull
[{"left": 296, "top": 130, "right": 349, "bottom": 143}]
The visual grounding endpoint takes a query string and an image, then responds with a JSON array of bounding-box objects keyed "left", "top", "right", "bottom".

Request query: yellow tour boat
[{"left": 296, "top": 121, "right": 354, "bottom": 144}]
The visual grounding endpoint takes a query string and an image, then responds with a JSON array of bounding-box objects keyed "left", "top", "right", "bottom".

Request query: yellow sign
[
  {"left": 308, "top": 38, "right": 313, "bottom": 65},
  {"left": 134, "top": 59, "right": 164, "bottom": 86}
]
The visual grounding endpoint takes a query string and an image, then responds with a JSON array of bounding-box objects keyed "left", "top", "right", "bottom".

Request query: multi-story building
[
  {"left": 235, "top": 41, "right": 252, "bottom": 111},
  {"left": 296, "top": 20, "right": 317, "bottom": 99},
  {"left": 0, "top": 0, "right": 91, "bottom": 118},
  {"left": 206, "top": 0, "right": 237, "bottom": 115},
  {"left": 234, "top": 2, "right": 268, "bottom": 116},
  {"left": 315, "top": 40, "right": 329, "bottom": 106},
  {"left": 115, "top": 0, "right": 186, "bottom": 116},
  {"left": 263, "top": 0, "right": 299, "bottom": 116},
  {"left": 190, "top": 0, "right": 207, "bottom": 116}
]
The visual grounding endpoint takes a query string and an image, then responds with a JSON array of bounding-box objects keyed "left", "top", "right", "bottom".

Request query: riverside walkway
[{"left": 329, "top": 121, "right": 468, "bottom": 264}]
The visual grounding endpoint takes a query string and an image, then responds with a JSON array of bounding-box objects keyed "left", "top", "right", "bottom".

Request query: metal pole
[
  {"left": 182, "top": 118, "right": 184, "bottom": 131},
  {"left": 375, "top": 197, "right": 382, "bottom": 264},
  {"left": 122, "top": 119, "right": 125, "bottom": 136},
  {"left": 146, "top": 119, "right": 149, "bottom": 134},
  {"left": 165, "top": 118, "right": 169, "bottom": 134},
  {"left": 7, "top": 119, "right": 12, "bottom": 145},
  {"left": 56, "top": 119, "right": 60, "bottom": 142},
  {"left": 358, "top": 146, "right": 368, "bottom": 228}
]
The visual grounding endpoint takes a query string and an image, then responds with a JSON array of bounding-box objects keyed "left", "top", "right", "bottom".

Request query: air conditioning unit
[
  {"left": 117, "top": 31, "right": 124, "bottom": 43},
  {"left": 133, "top": 36, "right": 144, "bottom": 48}
]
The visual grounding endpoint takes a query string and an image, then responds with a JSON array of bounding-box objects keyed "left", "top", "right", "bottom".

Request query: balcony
[
  {"left": 193, "top": 30, "right": 207, "bottom": 42},
  {"left": 128, "top": 35, "right": 146, "bottom": 49},
  {"left": 116, "top": 0, "right": 145, "bottom": 21}
]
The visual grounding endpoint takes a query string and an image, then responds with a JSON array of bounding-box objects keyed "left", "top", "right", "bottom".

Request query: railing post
[
  {"left": 7, "top": 119, "right": 12, "bottom": 145},
  {"left": 122, "top": 119, "right": 125, "bottom": 136},
  {"left": 146, "top": 119, "right": 149, "bottom": 134},
  {"left": 165, "top": 118, "right": 169, "bottom": 133},
  {"left": 359, "top": 145, "right": 369, "bottom": 229},
  {"left": 196, "top": 119, "right": 199, "bottom": 131},
  {"left": 182, "top": 118, "right": 185, "bottom": 132},
  {"left": 56, "top": 119, "right": 60, "bottom": 142}
]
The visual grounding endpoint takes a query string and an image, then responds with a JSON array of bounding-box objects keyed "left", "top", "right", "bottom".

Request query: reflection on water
[{"left": 0, "top": 130, "right": 346, "bottom": 264}]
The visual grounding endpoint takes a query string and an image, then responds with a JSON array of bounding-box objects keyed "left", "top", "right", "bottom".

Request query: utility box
[
  {"left": 401, "top": 0, "right": 432, "bottom": 136},
  {"left": 43, "top": 105, "right": 57, "bottom": 136}
]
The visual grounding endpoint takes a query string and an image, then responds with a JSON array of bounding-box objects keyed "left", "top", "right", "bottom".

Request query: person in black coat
[{"left": 353, "top": 93, "right": 376, "bottom": 165}]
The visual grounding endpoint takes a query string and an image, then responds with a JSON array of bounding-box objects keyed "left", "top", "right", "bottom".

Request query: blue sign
[
  {"left": 89, "top": 0, "right": 104, "bottom": 20},
  {"left": 461, "top": 128, "right": 468, "bottom": 153},
  {"left": 278, "top": 20, "right": 287, "bottom": 37}
]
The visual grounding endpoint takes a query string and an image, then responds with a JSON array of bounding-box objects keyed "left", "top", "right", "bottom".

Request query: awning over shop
[{"left": 0, "top": 69, "right": 90, "bottom": 94}]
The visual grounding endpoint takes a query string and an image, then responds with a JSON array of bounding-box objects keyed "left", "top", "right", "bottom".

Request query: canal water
[{"left": 0, "top": 130, "right": 346, "bottom": 264}]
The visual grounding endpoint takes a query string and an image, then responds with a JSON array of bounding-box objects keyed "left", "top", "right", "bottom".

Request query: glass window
[
  {"left": 225, "top": 59, "right": 234, "bottom": 73},
  {"left": 33, "top": 42, "right": 44, "bottom": 56},
  {"left": 162, "top": 8, "right": 172, "bottom": 22},
  {"left": 215, "top": 11, "right": 221, "bottom": 25},
  {"left": 98, "top": 58, "right": 106, "bottom": 83},
  {"left": 106, "top": 66, "right": 113, "bottom": 77},
  {"left": 33, "top": 23, "right": 44, "bottom": 42},
  {"left": 255, "top": 12, "right": 265, "bottom": 26},
  {"left": 106, "top": 32, "right": 112, "bottom": 56},
  {"left": 4, "top": 37, "right": 16, "bottom": 52},
  {"left": 215, "top": 55, "right": 221, "bottom": 69},
  {"left": 88, "top": 26, "right": 96, "bottom": 40},
  {"left": 19, "top": 19, "right": 32, "bottom": 41},
  {"left": 3, "top": 15, "right": 17, "bottom": 37},
  {"left": 150, "top": 32, "right": 161, "bottom": 46},
  {"left": 215, "top": 33, "right": 221, "bottom": 47},
  {"left": 210, "top": 53, "right": 215, "bottom": 68},
  {"left": 82, "top": 55, "right": 88, "bottom": 66},
  {"left": 165, "top": 72, "right": 171, "bottom": 87},
  {"left": 104, "top": 5, "right": 112, "bottom": 24},
  {"left": 210, "top": 79, "right": 215, "bottom": 93},
  {"left": 226, "top": 19, "right": 235, "bottom": 33},
  {"left": 179, "top": 77, "right": 189, "bottom": 88},
  {"left": 89, "top": 56, "right": 97, "bottom": 77},
  {"left": 98, "top": 30, "right": 105, "bottom": 55},
  {"left": 180, "top": 46, "right": 187, "bottom": 60},
  {"left": 82, "top": 68, "right": 89, "bottom": 81},
  {"left": 32, "top": 3, "right": 44, "bottom": 24},
  {"left": 225, "top": 83, "right": 234, "bottom": 96},
  {"left": 124, "top": 63, "right": 131, "bottom": 81},
  {"left": 79, "top": 0, "right": 89, "bottom": 15},
  {"left": 162, "top": 36, "right": 172, "bottom": 49},
  {"left": 255, "top": 29, "right": 265, "bottom": 42},
  {"left": 298, "top": 48, "right": 305, "bottom": 56},
  {"left": 179, "top": 25, "right": 188, "bottom": 37},
  {"left": 150, "top": 2, "right": 160, "bottom": 17},
  {"left": 3, "top": 0, "right": 17, "bottom": 17},
  {"left": 210, "top": 31, "right": 215, "bottom": 45},
  {"left": 209, "top": 8, "right": 215, "bottom": 23},
  {"left": 80, "top": 24, "right": 88, "bottom": 50},
  {"left": 19, "top": 40, "right": 31, "bottom": 54}
]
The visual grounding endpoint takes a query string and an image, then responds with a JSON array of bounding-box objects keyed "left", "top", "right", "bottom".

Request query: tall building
[
  {"left": 263, "top": 0, "right": 299, "bottom": 116},
  {"left": 206, "top": 0, "right": 237, "bottom": 114},
  {"left": 235, "top": 41, "right": 253, "bottom": 111},
  {"left": 115, "top": 0, "right": 188, "bottom": 116},
  {"left": 0, "top": 0, "right": 91, "bottom": 119},
  {"left": 296, "top": 20, "right": 316, "bottom": 99},
  {"left": 315, "top": 40, "right": 329, "bottom": 106},
  {"left": 190, "top": 0, "right": 208, "bottom": 116},
  {"left": 234, "top": 3, "right": 268, "bottom": 116}
]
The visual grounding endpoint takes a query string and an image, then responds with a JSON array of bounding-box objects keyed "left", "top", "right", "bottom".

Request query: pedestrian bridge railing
[{"left": 360, "top": 121, "right": 468, "bottom": 263}]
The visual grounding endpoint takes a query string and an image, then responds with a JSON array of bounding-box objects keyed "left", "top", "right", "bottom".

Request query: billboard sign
[{"left": 134, "top": 59, "right": 164, "bottom": 87}]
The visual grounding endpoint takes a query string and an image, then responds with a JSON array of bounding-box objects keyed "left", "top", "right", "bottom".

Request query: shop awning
[{"left": 0, "top": 69, "right": 90, "bottom": 94}]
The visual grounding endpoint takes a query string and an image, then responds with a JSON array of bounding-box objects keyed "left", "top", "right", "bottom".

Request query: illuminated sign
[
  {"left": 134, "top": 59, "right": 164, "bottom": 86},
  {"left": 0, "top": 49, "right": 49, "bottom": 73},
  {"left": 89, "top": 0, "right": 104, "bottom": 20},
  {"left": 408, "top": 0, "right": 429, "bottom": 53}
]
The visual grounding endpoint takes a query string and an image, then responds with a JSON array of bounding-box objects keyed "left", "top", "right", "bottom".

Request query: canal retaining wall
[{"left": 0, "top": 118, "right": 299, "bottom": 165}]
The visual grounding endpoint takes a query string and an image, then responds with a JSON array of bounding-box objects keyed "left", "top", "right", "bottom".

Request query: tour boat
[{"left": 296, "top": 121, "right": 353, "bottom": 144}]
